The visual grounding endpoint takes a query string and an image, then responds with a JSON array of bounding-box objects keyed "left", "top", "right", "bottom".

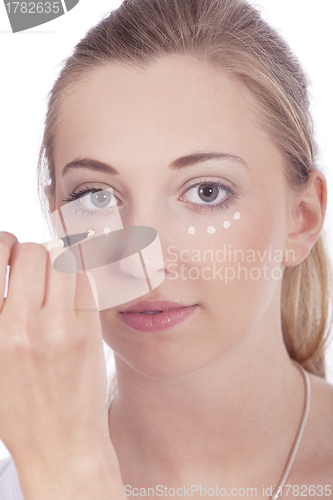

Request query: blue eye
[
  {"left": 62, "top": 187, "right": 119, "bottom": 217},
  {"left": 79, "top": 190, "right": 117, "bottom": 210}
]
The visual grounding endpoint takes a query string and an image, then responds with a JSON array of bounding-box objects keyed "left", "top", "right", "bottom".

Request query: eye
[
  {"left": 182, "top": 182, "right": 232, "bottom": 207},
  {"left": 79, "top": 190, "right": 117, "bottom": 210},
  {"left": 62, "top": 186, "right": 120, "bottom": 218}
]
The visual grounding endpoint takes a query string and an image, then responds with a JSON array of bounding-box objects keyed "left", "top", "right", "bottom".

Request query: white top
[{"left": 0, "top": 456, "right": 24, "bottom": 500}]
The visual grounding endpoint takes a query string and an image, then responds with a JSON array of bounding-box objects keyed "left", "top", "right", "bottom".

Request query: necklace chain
[
  {"left": 270, "top": 360, "right": 311, "bottom": 499},
  {"left": 108, "top": 359, "right": 311, "bottom": 499}
]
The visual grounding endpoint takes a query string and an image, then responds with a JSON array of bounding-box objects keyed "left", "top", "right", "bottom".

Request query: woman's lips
[
  {"left": 119, "top": 300, "right": 192, "bottom": 313},
  {"left": 119, "top": 304, "right": 198, "bottom": 332}
]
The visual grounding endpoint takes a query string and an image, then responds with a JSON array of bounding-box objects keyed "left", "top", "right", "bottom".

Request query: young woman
[{"left": 0, "top": 0, "right": 332, "bottom": 499}]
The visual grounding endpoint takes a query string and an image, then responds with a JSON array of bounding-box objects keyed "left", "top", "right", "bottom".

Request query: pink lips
[{"left": 119, "top": 300, "right": 198, "bottom": 332}]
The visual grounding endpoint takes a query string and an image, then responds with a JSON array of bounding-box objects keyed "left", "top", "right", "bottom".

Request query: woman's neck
[{"left": 108, "top": 310, "right": 305, "bottom": 488}]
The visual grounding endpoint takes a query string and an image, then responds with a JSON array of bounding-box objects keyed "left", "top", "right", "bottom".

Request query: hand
[{"left": 0, "top": 232, "right": 117, "bottom": 472}]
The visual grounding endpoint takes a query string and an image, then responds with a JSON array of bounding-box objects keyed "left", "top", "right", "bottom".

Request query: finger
[
  {"left": 0, "top": 232, "right": 19, "bottom": 313},
  {"left": 42, "top": 246, "right": 77, "bottom": 312},
  {"left": 4, "top": 242, "right": 48, "bottom": 314},
  {"left": 75, "top": 271, "right": 99, "bottom": 316}
]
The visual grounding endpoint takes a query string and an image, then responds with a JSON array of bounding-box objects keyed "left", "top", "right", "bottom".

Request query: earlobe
[{"left": 282, "top": 170, "right": 327, "bottom": 267}]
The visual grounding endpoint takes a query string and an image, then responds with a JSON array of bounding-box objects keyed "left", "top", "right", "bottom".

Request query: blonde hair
[{"left": 38, "top": 0, "right": 332, "bottom": 392}]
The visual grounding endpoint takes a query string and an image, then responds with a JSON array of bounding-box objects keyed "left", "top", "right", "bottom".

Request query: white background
[{"left": 0, "top": 1, "right": 332, "bottom": 460}]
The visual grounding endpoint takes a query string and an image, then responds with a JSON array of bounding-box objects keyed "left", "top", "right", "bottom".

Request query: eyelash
[
  {"left": 181, "top": 180, "right": 238, "bottom": 213},
  {"left": 62, "top": 185, "right": 117, "bottom": 217},
  {"left": 62, "top": 186, "right": 110, "bottom": 203},
  {"left": 62, "top": 181, "right": 238, "bottom": 215}
]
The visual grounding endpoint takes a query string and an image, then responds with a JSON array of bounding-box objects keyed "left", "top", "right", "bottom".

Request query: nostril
[{"left": 119, "top": 254, "right": 147, "bottom": 279}]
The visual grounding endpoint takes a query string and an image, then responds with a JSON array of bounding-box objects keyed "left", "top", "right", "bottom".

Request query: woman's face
[{"left": 52, "top": 55, "right": 293, "bottom": 377}]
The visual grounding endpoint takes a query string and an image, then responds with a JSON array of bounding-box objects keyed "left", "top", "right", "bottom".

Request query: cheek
[
  {"left": 164, "top": 197, "right": 285, "bottom": 277},
  {"left": 164, "top": 199, "right": 285, "bottom": 321}
]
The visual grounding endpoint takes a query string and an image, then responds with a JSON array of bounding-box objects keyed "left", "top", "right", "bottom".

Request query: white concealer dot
[
  {"left": 233, "top": 212, "right": 241, "bottom": 219},
  {"left": 104, "top": 227, "right": 111, "bottom": 235},
  {"left": 188, "top": 226, "right": 196, "bottom": 234},
  {"left": 87, "top": 229, "right": 95, "bottom": 237},
  {"left": 207, "top": 226, "right": 216, "bottom": 234},
  {"left": 223, "top": 221, "right": 231, "bottom": 228}
]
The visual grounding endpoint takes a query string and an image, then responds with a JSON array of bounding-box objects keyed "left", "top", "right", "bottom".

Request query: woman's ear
[{"left": 283, "top": 170, "right": 327, "bottom": 267}]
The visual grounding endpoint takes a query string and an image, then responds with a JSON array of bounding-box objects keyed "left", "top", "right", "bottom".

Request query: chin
[{"left": 111, "top": 341, "right": 226, "bottom": 378}]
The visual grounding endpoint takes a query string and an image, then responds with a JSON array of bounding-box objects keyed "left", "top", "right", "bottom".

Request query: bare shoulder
[{"left": 290, "top": 371, "right": 333, "bottom": 491}]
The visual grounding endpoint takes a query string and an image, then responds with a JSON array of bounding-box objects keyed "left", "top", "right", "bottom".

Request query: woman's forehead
[
  {"left": 53, "top": 55, "right": 280, "bottom": 178},
  {"left": 55, "top": 55, "right": 252, "bottom": 130}
]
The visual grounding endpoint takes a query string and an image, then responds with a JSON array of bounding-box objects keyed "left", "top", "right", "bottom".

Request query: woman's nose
[{"left": 119, "top": 225, "right": 166, "bottom": 284}]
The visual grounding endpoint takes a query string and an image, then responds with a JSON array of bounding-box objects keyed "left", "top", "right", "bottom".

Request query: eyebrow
[{"left": 61, "top": 152, "right": 249, "bottom": 177}]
